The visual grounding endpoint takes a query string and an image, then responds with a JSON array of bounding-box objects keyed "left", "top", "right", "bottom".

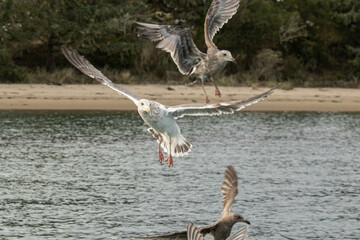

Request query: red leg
[
  {"left": 164, "top": 140, "right": 174, "bottom": 167},
  {"left": 165, "top": 154, "right": 174, "bottom": 167},
  {"left": 202, "top": 84, "right": 210, "bottom": 103},
  {"left": 158, "top": 143, "right": 164, "bottom": 162},
  {"left": 211, "top": 77, "right": 222, "bottom": 97},
  {"left": 157, "top": 136, "right": 164, "bottom": 163},
  {"left": 215, "top": 87, "right": 222, "bottom": 97}
]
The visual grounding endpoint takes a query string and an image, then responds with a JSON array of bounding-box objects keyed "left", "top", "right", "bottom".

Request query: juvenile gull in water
[
  {"left": 61, "top": 46, "right": 275, "bottom": 166},
  {"left": 142, "top": 166, "right": 250, "bottom": 239},
  {"left": 137, "top": 0, "right": 241, "bottom": 103},
  {"left": 187, "top": 221, "right": 248, "bottom": 240}
]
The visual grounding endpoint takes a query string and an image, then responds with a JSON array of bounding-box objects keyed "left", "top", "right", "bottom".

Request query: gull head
[
  {"left": 218, "top": 50, "right": 236, "bottom": 63},
  {"left": 232, "top": 213, "right": 250, "bottom": 225},
  {"left": 138, "top": 99, "right": 151, "bottom": 115}
]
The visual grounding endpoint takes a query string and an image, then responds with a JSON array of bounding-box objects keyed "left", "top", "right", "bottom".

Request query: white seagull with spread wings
[
  {"left": 61, "top": 46, "right": 275, "bottom": 166},
  {"left": 137, "top": 0, "right": 241, "bottom": 103}
]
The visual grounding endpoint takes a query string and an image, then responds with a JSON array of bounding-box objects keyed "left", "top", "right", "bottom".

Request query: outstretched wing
[
  {"left": 221, "top": 166, "right": 238, "bottom": 218},
  {"left": 138, "top": 230, "right": 187, "bottom": 239},
  {"left": 187, "top": 222, "right": 205, "bottom": 240},
  {"left": 166, "top": 86, "right": 276, "bottom": 119},
  {"left": 204, "top": 0, "right": 241, "bottom": 49},
  {"left": 61, "top": 45, "right": 141, "bottom": 105},
  {"left": 226, "top": 225, "right": 248, "bottom": 240},
  {"left": 137, "top": 223, "right": 216, "bottom": 239},
  {"left": 137, "top": 22, "right": 205, "bottom": 75}
]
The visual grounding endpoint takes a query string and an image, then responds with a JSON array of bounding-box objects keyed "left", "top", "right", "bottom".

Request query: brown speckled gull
[
  {"left": 137, "top": 0, "right": 241, "bottom": 103},
  {"left": 141, "top": 166, "right": 250, "bottom": 239}
]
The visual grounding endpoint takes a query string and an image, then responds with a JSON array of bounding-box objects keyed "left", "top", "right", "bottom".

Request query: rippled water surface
[{"left": 0, "top": 111, "right": 359, "bottom": 239}]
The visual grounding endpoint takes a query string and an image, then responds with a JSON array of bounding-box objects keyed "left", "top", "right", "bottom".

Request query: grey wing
[
  {"left": 137, "top": 22, "right": 205, "bottom": 75},
  {"left": 187, "top": 222, "right": 205, "bottom": 240},
  {"left": 226, "top": 225, "right": 248, "bottom": 240},
  {"left": 61, "top": 45, "right": 141, "bottom": 105},
  {"left": 204, "top": 0, "right": 241, "bottom": 49},
  {"left": 137, "top": 230, "right": 187, "bottom": 239},
  {"left": 137, "top": 224, "right": 215, "bottom": 240},
  {"left": 166, "top": 86, "right": 276, "bottom": 119},
  {"left": 221, "top": 166, "right": 238, "bottom": 218}
]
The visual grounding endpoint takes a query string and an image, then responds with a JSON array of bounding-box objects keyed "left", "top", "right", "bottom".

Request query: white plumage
[{"left": 61, "top": 46, "right": 276, "bottom": 166}]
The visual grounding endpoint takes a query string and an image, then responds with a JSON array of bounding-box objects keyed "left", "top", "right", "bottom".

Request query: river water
[{"left": 0, "top": 111, "right": 359, "bottom": 239}]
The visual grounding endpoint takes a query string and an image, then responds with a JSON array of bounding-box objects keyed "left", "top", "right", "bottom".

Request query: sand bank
[{"left": 0, "top": 84, "right": 359, "bottom": 112}]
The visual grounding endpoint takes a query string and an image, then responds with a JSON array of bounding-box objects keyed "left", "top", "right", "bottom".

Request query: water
[{"left": 0, "top": 111, "right": 359, "bottom": 240}]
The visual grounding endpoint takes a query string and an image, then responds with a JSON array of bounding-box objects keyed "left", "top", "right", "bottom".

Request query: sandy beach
[{"left": 0, "top": 84, "right": 359, "bottom": 111}]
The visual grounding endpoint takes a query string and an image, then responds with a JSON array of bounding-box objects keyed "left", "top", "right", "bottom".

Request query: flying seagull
[
  {"left": 137, "top": 0, "right": 241, "bottom": 103},
  {"left": 61, "top": 46, "right": 275, "bottom": 166},
  {"left": 142, "top": 166, "right": 250, "bottom": 239},
  {"left": 187, "top": 221, "right": 248, "bottom": 240}
]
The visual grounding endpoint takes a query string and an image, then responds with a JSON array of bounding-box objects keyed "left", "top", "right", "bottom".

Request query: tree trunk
[{"left": 46, "top": 33, "right": 56, "bottom": 72}]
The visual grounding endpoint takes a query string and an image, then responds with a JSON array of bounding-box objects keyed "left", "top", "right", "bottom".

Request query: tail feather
[{"left": 148, "top": 128, "right": 192, "bottom": 157}]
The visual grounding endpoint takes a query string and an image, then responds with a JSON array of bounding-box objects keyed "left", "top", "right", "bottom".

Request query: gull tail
[{"left": 148, "top": 128, "right": 192, "bottom": 157}]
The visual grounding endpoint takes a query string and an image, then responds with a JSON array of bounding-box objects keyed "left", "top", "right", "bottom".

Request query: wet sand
[{"left": 0, "top": 84, "right": 359, "bottom": 111}]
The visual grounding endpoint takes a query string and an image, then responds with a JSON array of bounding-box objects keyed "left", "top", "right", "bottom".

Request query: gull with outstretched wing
[
  {"left": 62, "top": 46, "right": 275, "bottom": 166},
  {"left": 140, "top": 166, "right": 250, "bottom": 239},
  {"left": 187, "top": 221, "right": 248, "bottom": 240},
  {"left": 137, "top": 0, "right": 241, "bottom": 103}
]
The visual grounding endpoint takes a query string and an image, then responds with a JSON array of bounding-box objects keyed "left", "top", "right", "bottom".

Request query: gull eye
[
  {"left": 141, "top": 102, "right": 144, "bottom": 106},
  {"left": 223, "top": 53, "right": 227, "bottom": 57}
]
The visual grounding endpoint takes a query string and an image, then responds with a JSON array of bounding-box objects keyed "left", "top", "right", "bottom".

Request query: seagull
[
  {"left": 141, "top": 166, "right": 250, "bottom": 239},
  {"left": 137, "top": 0, "right": 241, "bottom": 103},
  {"left": 187, "top": 221, "right": 248, "bottom": 240},
  {"left": 61, "top": 46, "right": 275, "bottom": 167}
]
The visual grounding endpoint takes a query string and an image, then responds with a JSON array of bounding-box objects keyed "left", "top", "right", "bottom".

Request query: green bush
[{"left": 0, "top": 64, "right": 27, "bottom": 83}]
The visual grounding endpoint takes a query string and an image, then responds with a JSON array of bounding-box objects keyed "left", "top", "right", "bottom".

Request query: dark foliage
[{"left": 0, "top": 0, "right": 359, "bottom": 87}]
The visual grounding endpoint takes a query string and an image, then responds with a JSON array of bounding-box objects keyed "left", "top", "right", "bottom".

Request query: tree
[{"left": 0, "top": 0, "right": 147, "bottom": 81}]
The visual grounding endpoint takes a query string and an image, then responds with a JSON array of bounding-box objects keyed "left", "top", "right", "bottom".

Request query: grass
[{"left": 4, "top": 67, "right": 357, "bottom": 89}]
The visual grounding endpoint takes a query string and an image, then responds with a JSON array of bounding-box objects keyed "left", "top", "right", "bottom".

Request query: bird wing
[
  {"left": 226, "top": 225, "right": 248, "bottom": 240},
  {"left": 187, "top": 222, "right": 205, "bottom": 240},
  {"left": 137, "top": 230, "right": 187, "bottom": 239},
  {"left": 204, "top": 0, "right": 241, "bottom": 49},
  {"left": 61, "top": 45, "right": 141, "bottom": 105},
  {"left": 137, "top": 223, "right": 216, "bottom": 239},
  {"left": 137, "top": 22, "right": 205, "bottom": 75},
  {"left": 221, "top": 165, "right": 238, "bottom": 218},
  {"left": 166, "top": 86, "right": 276, "bottom": 119}
]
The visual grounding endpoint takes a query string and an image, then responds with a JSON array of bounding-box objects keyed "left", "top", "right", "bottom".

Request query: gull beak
[
  {"left": 231, "top": 57, "right": 236, "bottom": 63},
  {"left": 145, "top": 107, "right": 151, "bottom": 115},
  {"left": 243, "top": 219, "right": 250, "bottom": 225}
]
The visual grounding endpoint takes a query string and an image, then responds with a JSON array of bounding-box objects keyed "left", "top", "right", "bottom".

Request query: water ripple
[{"left": 0, "top": 111, "right": 359, "bottom": 239}]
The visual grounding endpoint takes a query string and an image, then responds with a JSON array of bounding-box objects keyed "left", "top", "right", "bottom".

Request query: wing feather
[
  {"left": 221, "top": 166, "right": 238, "bottom": 218},
  {"left": 204, "top": 0, "right": 241, "bottom": 49},
  {"left": 166, "top": 86, "right": 277, "bottom": 119},
  {"left": 187, "top": 222, "right": 205, "bottom": 240},
  {"left": 137, "top": 22, "right": 205, "bottom": 75},
  {"left": 61, "top": 46, "right": 141, "bottom": 105},
  {"left": 139, "top": 230, "right": 187, "bottom": 239},
  {"left": 226, "top": 225, "right": 248, "bottom": 240},
  {"left": 139, "top": 223, "right": 216, "bottom": 239}
]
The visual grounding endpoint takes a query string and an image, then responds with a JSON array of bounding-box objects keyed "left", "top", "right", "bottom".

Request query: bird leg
[
  {"left": 157, "top": 136, "right": 164, "bottom": 163},
  {"left": 165, "top": 141, "right": 174, "bottom": 167},
  {"left": 211, "top": 77, "right": 222, "bottom": 97},
  {"left": 165, "top": 154, "right": 173, "bottom": 167},
  {"left": 201, "top": 84, "right": 210, "bottom": 104},
  {"left": 185, "top": 78, "right": 198, "bottom": 86}
]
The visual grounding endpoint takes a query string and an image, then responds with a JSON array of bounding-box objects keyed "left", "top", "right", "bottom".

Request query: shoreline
[{"left": 0, "top": 84, "right": 359, "bottom": 112}]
